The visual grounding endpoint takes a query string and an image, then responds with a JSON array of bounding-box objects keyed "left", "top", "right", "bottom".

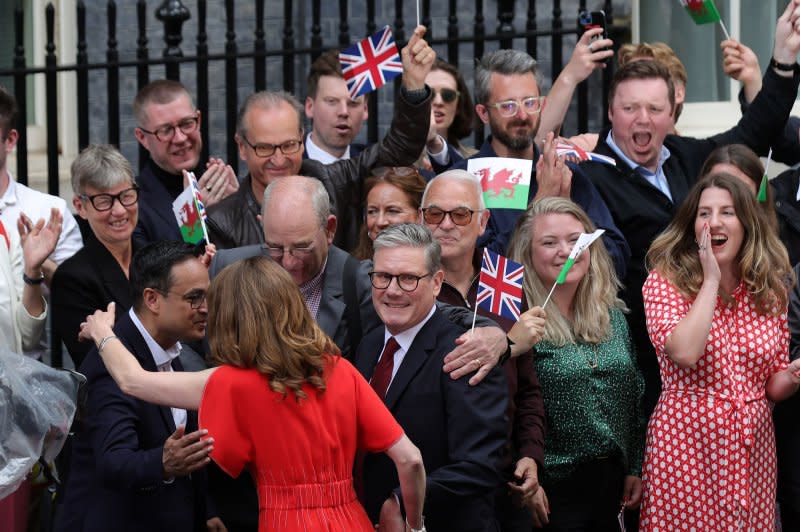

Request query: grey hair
[
  {"left": 70, "top": 144, "right": 135, "bottom": 195},
  {"left": 422, "top": 169, "right": 485, "bottom": 211},
  {"left": 237, "top": 90, "right": 305, "bottom": 138},
  {"left": 474, "top": 50, "right": 539, "bottom": 105},
  {"left": 373, "top": 223, "right": 441, "bottom": 274},
  {"left": 262, "top": 176, "right": 331, "bottom": 228}
]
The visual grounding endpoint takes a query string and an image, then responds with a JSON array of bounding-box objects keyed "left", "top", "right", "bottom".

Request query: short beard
[{"left": 489, "top": 114, "right": 537, "bottom": 153}]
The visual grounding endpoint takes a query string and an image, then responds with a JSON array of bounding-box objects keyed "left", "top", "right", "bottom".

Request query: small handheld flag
[
  {"left": 679, "top": 0, "right": 730, "bottom": 39},
  {"left": 467, "top": 157, "right": 533, "bottom": 210},
  {"left": 172, "top": 173, "right": 210, "bottom": 245},
  {"left": 476, "top": 249, "right": 525, "bottom": 322},
  {"left": 556, "top": 142, "right": 617, "bottom": 167},
  {"left": 758, "top": 147, "right": 772, "bottom": 204},
  {"left": 340, "top": 26, "right": 403, "bottom": 99},
  {"left": 542, "top": 229, "right": 605, "bottom": 308}
]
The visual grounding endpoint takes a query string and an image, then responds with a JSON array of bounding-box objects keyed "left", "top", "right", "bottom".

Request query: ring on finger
[
  {"left": 588, "top": 42, "right": 594, "bottom": 52},
  {"left": 206, "top": 185, "right": 213, "bottom": 191}
]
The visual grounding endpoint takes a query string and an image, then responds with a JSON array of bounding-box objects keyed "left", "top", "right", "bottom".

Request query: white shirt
[
  {"left": 381, "top": 304, "right": 437, "bottom": 386},
  {"left": 0, "top": 231, "right": 46, "bottom": 353},
  {"left": 305, "top": 133, "right": 351, "bottom": 164},
  {"left": 0, "top": 171, "right": 83, "bottom": 266},
  {"left": 129, "top": 308, "right": 187, "bottom": 429}
]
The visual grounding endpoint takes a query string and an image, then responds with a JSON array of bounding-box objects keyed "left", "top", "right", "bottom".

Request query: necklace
[{"left": 582, "top": 343, "right": 599, "bottom": 369}]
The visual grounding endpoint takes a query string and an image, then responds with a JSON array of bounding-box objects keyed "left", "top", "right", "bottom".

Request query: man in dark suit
[
  {"left": 55, "top": 241, "right": 221, "bottom": 532},
  {"left": 132, "top": 80, "right": 238, "bottom": 247},
  {"left": 356, "top": 223, "right": 508, "bottom": 531}
]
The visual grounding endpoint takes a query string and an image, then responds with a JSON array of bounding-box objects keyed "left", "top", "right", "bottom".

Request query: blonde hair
[
  {"left": 507, "top": 197, "right": 625, "bottom": 346},
  {"left": 647, "top": 173, "right": 793, "bottom": 313},
  {"left": 207, "top": 256, "right": 340, "bottom": 399}
]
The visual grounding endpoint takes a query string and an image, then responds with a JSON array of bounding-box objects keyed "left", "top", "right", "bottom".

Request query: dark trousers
[{"left": 535, "top": 458, "right": 625, "bottom": 532}]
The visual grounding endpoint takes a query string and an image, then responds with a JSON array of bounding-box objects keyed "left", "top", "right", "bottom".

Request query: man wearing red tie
[{"left": 355, "top": 223, "right": 509, "bottom": 532}]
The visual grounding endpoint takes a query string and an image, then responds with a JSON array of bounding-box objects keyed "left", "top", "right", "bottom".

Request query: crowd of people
[{"left": 4, "top": 2, "right": 800, "bottom": 530}]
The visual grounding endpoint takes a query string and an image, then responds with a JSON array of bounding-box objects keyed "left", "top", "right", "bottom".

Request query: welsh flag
[
  {"left": 172, "top": 174, "right": 209, "bottom": 244},
  {"left": 555, "top": 230, "right": 605, "bottom": 283},
  {"left": 680, "top": 0, "right": 721, "bottom": 25},
  {"left": 467, "top": 157, "right": 533, "bottom": 210}
]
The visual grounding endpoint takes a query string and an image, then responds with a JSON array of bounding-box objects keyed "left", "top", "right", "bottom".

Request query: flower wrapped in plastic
[{"left": 0, "top": 348, "right": 84, "bottom": 499}]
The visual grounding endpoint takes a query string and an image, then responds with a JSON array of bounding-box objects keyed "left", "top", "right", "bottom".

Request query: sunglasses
[{"left": 431, "top": 88, "right": 460, "bottom": 103}]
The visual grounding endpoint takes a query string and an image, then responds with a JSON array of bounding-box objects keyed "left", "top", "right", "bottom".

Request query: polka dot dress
[{"left": 639, "top": 271, "right": 789, "bottom": 531}]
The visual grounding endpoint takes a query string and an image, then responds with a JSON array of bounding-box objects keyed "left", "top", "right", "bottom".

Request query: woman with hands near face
[{"left": 640, "top": 173, "right": 798, "bottom": 530}]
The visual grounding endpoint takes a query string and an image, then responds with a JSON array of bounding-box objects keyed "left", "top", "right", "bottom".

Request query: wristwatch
[
  {"left": 23, "top": 270, "right": 45, "bottom": 285},
  {"left": 770, "top": 58, "right": 798, "bottom": 72},
  {"left": 406, "top": 517, "right": 426, "bottom": 532}
]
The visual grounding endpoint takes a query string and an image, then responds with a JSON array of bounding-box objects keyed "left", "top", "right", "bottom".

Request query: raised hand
[
  {"left": 401, "top": 25, "right": 436, "bottom": 91},
  {"left": 18, "top": 207, "right": 62, "bottom": 277}
]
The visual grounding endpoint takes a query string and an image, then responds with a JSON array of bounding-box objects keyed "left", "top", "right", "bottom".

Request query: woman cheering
[{"left": 640, "top": 173, "right": 800, "bottom": 530}]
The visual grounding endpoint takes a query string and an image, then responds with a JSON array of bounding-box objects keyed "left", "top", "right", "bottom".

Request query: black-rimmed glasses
[
  {"left": 138, "top": 114, "right": 200, "bottom": 142},
  {"left": 80, "top": 186, "right": 139, "bottom": 211},
  {"left": 368, "top": 272, "right": 432, "bottom": 292},
  {"left": 421, "top": 206, "right": 476, "bottom": 226},
  {"left": 240, "top": 135, "right": 303, "bottom": 158},
  {"left": 158, "top": 289, "right": 207, "bottom": 309},
  {"left": 486, "top": 96, "right": 546, "bottom": 117}
]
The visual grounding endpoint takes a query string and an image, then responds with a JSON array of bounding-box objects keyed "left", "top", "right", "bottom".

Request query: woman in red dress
[
  {"left": 640, "top": 173, "right": 800, "bottom": 530},
  {"left": 80, "top": 256, "right": 426, "bottom": 531}
]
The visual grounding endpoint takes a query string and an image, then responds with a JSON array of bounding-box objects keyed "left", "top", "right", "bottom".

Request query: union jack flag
[
  {"left": 339, "top": 26, "right": 403, "bottom": 99},
  {"left": 555, "top": 142, "right": 616, "bottom": 167},
  {"left": 476, "top": 249, "right": 524, "bottom": 321}
]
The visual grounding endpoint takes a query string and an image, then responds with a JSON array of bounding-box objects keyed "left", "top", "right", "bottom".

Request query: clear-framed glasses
[
  {"left": 421, "top": 206, "right": 476, "bottom": 226},
  {"left": 486, "top": 96, "right": 546, "bottom": 117},
  {"left": 431, "top": 88, "right": 460, "bottom": 103},
  {"left": 159, "top": 289, "right": 207, "bottom": 310},
  {"left": 368, "top": 271, "right": 432, "bottom": 292},
  {"left": 264, "top": 242, "right": 316, "bottom": 260},
  {"left": 80, "top": 186, "right": 139, "bottom": 211},
  {"left": 240, "top": 135, "right": 303, "bottom": 158},
  {"left": 138, "top": 113, "right": 200, "bottom": 142}
]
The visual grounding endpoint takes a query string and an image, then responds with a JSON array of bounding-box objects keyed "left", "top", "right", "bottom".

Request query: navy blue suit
[
  {"left": 55, "top": 313, "right": 208, "bottom": 532},
  {"left": 355, "top": 309, "right": 509, "bottom": 531},
  {"left": 439, "top": 138, "right": 629, "bottom": 279}
]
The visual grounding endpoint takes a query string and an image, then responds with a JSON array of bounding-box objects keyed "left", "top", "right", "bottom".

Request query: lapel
[
  {"left": 383, "top": 310, "right": 442, "bottom": 411},
  {"left": 316, "top": 246, "right": 348, "bottom": 340},
  {"left": 84, "top": 231, "right": 134, "bottom": 308},
  {"left": 138, "top": 162, "right": 183, "bottom": 238},
  {"left": 117, "top": 313, "right": 178, "bottom": 434},
  {"left": 355, "top": 330, "right": 384, "bottom": 382}
]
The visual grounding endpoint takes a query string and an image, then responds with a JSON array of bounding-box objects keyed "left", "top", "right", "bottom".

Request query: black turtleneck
[{"left": 146, "top": 158, "right": 189, "bottom": 200}]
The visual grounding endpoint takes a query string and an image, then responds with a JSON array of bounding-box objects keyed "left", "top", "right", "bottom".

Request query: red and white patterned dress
[{"left": 640, "top": 271, "right": 789, "bottom": 531}]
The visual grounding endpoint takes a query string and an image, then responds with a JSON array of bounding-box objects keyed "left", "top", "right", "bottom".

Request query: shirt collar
[
  {"left": 128, "top": 308, "right": 182, "bottom": 368},
  {"left": 0, "top": 170, "right": 18, "bottom": 212},
  {"left": 606, "top": 130, "right": 671, "bottom": 176},
  {"left": 298, "top": 255, "right": 327, "bottom": 294},
  {"left": 384, "top": 304, "right": 437, "bottom": 353},
  {"left": 305, "top": 133, "right": 350, "bottom": 164}
]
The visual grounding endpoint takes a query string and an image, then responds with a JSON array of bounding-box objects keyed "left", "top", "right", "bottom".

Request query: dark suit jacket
[
  {"left": 582, "top": 66, "right": 800, "bottom": 416},
  {"left": 771, "top": 169, "right": 800, "bottom": 266},
  {"left": 133, "top": 159, "right": 184, "bottom": 248},
  {"left": 51, "top": 226, "right": 133, "bottom": 368},
  {"left": 355, "top": 309, "right": 509, "bottom": 531},
  {"left": 55, "top": 313, "right": 207, "bottom": 532}
]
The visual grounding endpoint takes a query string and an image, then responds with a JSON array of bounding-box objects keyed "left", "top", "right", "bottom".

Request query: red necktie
[
  {"left": 370, "top": 337, "right": 400, "bottom": 400},
  {"left": 0, "top": 219, "right": 9, "bottom": 250}
]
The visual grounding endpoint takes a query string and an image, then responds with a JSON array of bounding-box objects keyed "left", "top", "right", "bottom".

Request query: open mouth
[
  {"left": 632, "top": 132, "right": 651, "bottom": 148},
  {"left": 710, "top": 234, "right": 728, "bottom": 247}
]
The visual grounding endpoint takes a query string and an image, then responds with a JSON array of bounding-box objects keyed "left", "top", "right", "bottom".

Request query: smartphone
[{"left": 578, "top": 10, "right": 609, "bottom": 61}]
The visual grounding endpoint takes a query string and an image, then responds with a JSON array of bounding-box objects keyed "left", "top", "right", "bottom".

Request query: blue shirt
[{"left": 606, "top": 130, "right": 673, "bottom": 201}]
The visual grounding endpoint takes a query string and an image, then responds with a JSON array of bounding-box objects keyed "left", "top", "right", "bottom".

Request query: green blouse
[{"left": 534, "top": 307, "right": 645, "bottom": 484}]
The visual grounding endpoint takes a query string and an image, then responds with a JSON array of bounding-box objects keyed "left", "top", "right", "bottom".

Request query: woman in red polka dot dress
[{"left": 640, "top": 173, "right": 800, "bottom": 530}]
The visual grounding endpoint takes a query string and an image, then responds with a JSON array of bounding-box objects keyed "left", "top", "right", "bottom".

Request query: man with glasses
[
  {"left": 439, "top": 50, "right": 628, "bottom": 278},
  {"left": 56, "top": 240, "right": 223, "bottom": 532},
  {"left": 420, "top": 169, "right": 547, "bottom": 531},
  {"left": 133, "top": 80, "right": 238, "bottom": 247},
  {"left": 206, "top": 25, "right": 436, "bottom": 252},
  {"left": 355, "top": 222, "right": 508, "bottom": 531}
]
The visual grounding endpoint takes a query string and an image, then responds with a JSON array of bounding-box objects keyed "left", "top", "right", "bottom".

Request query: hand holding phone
[{"left": 578, "top": 10, "right": 610, "bottom": 62}]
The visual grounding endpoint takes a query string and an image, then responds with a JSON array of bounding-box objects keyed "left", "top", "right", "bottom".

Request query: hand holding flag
[
  {"left": 556, "top": 141, "right": 616, "bottom": 167},
  {"left": 542, "top": 229, "right": 605, "bottom": 308},
  {"left": 172, "top": 172, "right": 210, "bottom": 245}
]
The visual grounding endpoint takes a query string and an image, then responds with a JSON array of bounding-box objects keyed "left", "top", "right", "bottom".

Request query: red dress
[
  {"left": 640, "top": 272, "right": 789, "bottom": 531},
  {"left": 199, "top": 356, "right": 403, "bottom": 531}
]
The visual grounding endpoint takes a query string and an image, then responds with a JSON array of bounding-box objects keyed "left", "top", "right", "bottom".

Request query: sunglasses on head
[{"left": 431, "top": 88, "right": 460, "bottom": 103}]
